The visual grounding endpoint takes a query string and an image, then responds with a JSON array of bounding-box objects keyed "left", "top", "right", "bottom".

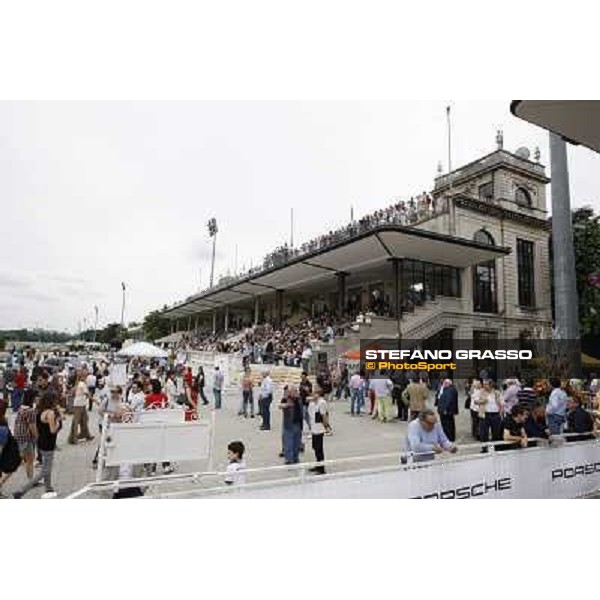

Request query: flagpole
[
  {"left": 446, "top": 104, "right": 455, "bottom": 235},
  {"left": 446, "top": 105, "right": 452, "bottom": 183},
  {"left": 120, "top": 282, "right": 126, "bottom": 332}
]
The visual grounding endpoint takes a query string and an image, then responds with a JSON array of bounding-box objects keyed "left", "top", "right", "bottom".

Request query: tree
[
  {"left": 550, "top": 206, "right": 600, "bottom": 339},
  {"left": 97, "top": 323, "right": 126, "bottom": 345},
  {"left": 572, "top": 206, "right": 600, "bottom": 336},
  {"left": 0, "top": 329, "right": 72, "bottom": 344},
  {"left": 143, "top": 310, "right": 171, "bottom": 342}
]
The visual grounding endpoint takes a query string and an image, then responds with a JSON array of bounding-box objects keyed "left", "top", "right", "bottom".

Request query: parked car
[{"left": 42, "top": 357, "right": 70, "bottom": 370}]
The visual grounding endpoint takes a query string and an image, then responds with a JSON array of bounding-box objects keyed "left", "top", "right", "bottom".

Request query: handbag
[{"left": 0, "top": 431, "right": 22, "bottom": 474}]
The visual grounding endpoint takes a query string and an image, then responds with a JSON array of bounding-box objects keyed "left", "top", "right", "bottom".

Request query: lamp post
[
  {"left": 208, "top": 218, "right": 218, "bottom": 288},
  {"left": 93, "top": 305, "right": 98, "bottom": 343},
  {"left": 120, "top": 282, "right": 126, "bottom": 335}
]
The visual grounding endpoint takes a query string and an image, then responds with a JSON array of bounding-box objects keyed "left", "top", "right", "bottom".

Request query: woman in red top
[
  {"left": 184, "top": 367, "right": 193, "bottom": 388},
  {"left": 144, "top": 380, "right": 168, "bottom": 409},
  {"left": 12, "top": 368, "right": 27, "bottom": 412}
]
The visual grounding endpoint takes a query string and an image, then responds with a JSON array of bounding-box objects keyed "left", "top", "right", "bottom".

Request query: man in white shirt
[
  {"left": 85, "top": 371, "right": 97, "bottom": 412},
  {"left": 127, "top": 381, "right": 146, "bottom": 414},
  {"left": 475, "top": 379, "right": 503, "bottom": 446},
  {"left": 369, "top": 372, "right": 394, "bottom": 422},
  {"left": 165, "top": 373, "right": 178, "bottom": 407},
  {"left": 308, "top": 388, "right": 330, "bottom": 474},
  {"left": 259, "top": 370, "right": 274, "bottom": 430},
  {"left": 301, "top": 345, "right": 313, "bottom": 372},
  {"left": 325, "top": 325, "right": 335, "bottom": 343},
  {"left": 547, "top": 377, "right": 568, "bottom": 435},
  {"left": 213, "top": 366, "right": 224, "bottom": 409}
]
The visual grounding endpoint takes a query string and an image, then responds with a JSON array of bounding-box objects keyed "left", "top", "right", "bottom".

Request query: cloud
[
  {"left": 188, "top": 241, "right": 226, "bottom": 262},
  {"left": 44, "top": 274, "right": 89, "bottom": 286},
  {"left": 0, "top": 271, "right": 32, "bottom": 289}
]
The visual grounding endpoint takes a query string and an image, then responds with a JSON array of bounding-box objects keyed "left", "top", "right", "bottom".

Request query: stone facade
[{"left": 418, "top": 146, "right": 553, "bottom": 341}]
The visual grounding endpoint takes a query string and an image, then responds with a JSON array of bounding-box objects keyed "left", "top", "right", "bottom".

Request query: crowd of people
[
  {"left": 322, "top": 367, "right": 600, "bottom": 460},
  {"left": 3, "top": 341, "right": 600, "bottom": 498},
  {"left": 0, "top": 349, "right": 217, "bottom": 497},
  {"left": 171, "top": 315, "right": 339, "bottom": 366},
  {"left": 259, "top": 193, "right": 445, "bottom": 272},
  {"left": 227, "top": 360, "right": 600, "bottom": 475}
]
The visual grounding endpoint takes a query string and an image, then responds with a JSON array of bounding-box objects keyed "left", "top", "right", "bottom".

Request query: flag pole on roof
[{"left": 446, "top": 104, "right": 452, "bottom": 183}]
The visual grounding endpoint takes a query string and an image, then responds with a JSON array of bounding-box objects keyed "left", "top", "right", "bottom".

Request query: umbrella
[{"left": 116, "top": 341, "right": 168, "bottom": 359}]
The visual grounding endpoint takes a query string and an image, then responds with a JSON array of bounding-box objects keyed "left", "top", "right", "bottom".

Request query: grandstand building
[{"left": 162, "top": 139, "right": 552, "bottom": 349}]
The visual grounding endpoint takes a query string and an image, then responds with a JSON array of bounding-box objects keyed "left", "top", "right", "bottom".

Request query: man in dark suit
[{"left": 436, "top": 379, "right": 459, "bottom": 442}]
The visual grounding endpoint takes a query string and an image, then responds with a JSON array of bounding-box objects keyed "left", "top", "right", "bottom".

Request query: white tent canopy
[{"left": 117, "top": 341, "right": 168, "bottom": 358}]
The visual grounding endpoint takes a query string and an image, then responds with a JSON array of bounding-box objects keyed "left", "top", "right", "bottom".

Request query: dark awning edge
[{"left": 511, "top": 100, "right": 600, "bottom": 153}]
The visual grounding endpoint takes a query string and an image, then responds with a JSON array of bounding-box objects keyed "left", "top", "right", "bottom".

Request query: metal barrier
[{"left": 69, "top": 432, "right": 600, "bottom": 499}]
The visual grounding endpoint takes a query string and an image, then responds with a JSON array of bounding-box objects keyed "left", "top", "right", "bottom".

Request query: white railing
[{"left": 68, "top": 433, "right": 600, "bottom": 499}]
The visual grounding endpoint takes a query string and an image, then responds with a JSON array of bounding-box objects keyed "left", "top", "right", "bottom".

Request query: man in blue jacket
[{"left": 436, "top": 379, "right": 459, "bottom": 442}]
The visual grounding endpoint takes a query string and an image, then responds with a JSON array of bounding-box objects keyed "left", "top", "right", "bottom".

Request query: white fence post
[{"left": 96, "top": 413, "right": 110, "bottom": 483}]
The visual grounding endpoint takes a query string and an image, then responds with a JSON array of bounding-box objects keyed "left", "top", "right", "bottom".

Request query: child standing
[{"left": 224, "top": 440, "right": 246, "bottom": 486}]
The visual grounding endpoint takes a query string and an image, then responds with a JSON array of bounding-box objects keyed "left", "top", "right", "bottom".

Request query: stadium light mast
[{"left": 208, "top": 217, "right": 218, "bottom": 288}]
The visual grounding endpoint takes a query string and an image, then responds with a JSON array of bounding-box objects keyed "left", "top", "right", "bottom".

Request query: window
[
  {"left": 519, "top": 330, "right": 534, "bottom": 352},
  {"left": 515, "top": 187, "right": 532, "bottom": 207},
  {"left": 400, "top": 260, "right": 460, "bottom": 310},
  {"left": 473, "top": 331, "right": 499, "bottom": 379},
  {"left": 473, "top": 229, "right": 495, "bottom": 246},
  {"left": 517, "top": 239, "right": 535, "bottom": 307},
  {"left": 473, "top": 230, "right": 497, "bottom": 313},
  {"left": 479, "top": 182, "right": 493, "bottom": 200}
]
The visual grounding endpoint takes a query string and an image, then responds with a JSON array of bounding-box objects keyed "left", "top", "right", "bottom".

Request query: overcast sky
[{"left": 1, "top": 100, "right": 599, "bottom": 332}]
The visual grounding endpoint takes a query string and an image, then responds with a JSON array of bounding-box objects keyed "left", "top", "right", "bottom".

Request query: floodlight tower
[{"left": 208, "top": 217, "right": 218, "bottom": 288}]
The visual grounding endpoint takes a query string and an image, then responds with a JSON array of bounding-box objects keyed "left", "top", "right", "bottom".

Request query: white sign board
[
  {"left": 109, "top": 363, "right": 128, "bottom": 387},
  {"left": 104, "top": 420, "right": 211, "bottom": 467},
  {"left": 137, "top": 409, "right": 186, "bottom": 425},
  {"left": 211, "top": 440, "right": 600, "bottom": 499}
]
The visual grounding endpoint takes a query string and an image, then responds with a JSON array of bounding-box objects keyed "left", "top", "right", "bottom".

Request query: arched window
[
  {"left": 515, "top": 187, "right": 532, "bottom": 207},
  {"left": 473, "top": 229, "right": 495, "bottom": 246},
  {"left": 473, "top": 230, "right": 497, "bottom": 313}
]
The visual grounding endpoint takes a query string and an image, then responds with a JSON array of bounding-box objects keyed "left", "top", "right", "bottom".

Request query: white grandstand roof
[{"left": 163, "top": 224, "right": 510, "bottom": 319}]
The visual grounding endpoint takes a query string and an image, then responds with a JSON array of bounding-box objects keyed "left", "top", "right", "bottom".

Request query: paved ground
[{"left": 1, "top": 383, "right": 477, "bottom": 499}]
